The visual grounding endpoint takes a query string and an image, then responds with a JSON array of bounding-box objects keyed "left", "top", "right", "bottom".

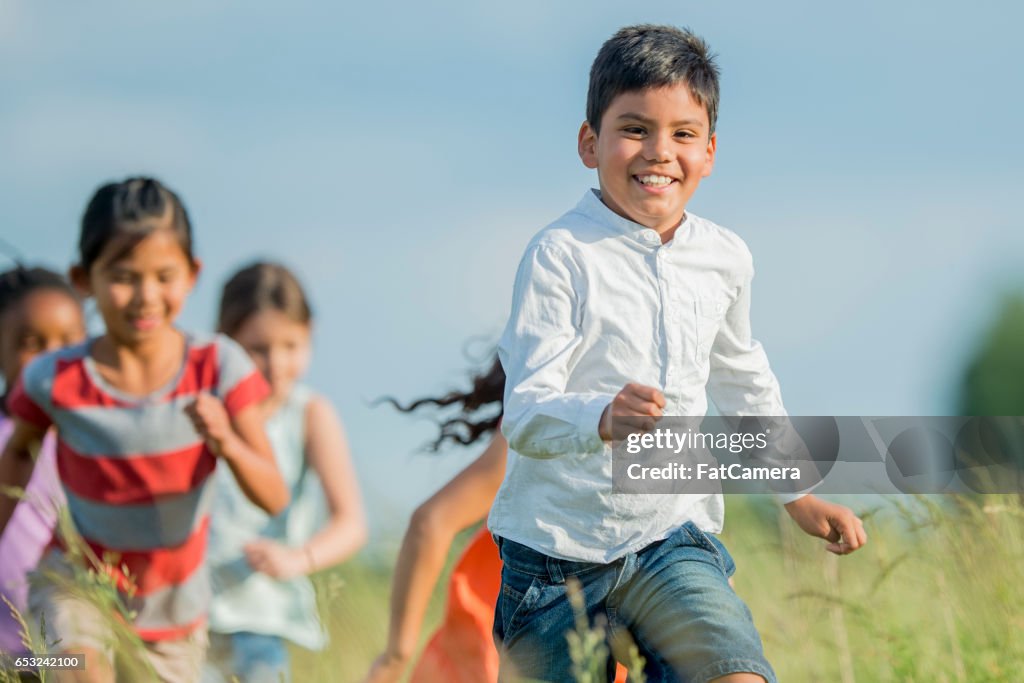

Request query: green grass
[
  {"left": 4, "top": 497, "right": 1023, "bottom": 682},
  {"left": 299, "top": 495, "right": 1024, "bottom": 682},
  {"left": 721, "top": 495, "right": 1024, "bottom": 682}
]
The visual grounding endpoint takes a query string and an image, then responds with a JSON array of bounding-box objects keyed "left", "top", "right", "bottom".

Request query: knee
[
  {"left": 709, "top": 673, "right": 767, "bottom": 683},
  {"left": 50, "top": 647, "right": 113, "bottom": 683}
]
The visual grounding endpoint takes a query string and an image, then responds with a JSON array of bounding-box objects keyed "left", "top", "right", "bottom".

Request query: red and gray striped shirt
[{"left": 7, "top": 332, "right": 269, "bottom": 641}]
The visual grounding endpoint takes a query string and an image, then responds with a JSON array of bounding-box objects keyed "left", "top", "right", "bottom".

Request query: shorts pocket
[
  {"left": 682, "top": 522, "right": 733, "bottom": 576},
  {"left": 498, "top": 569, "right": 542, "bottom": 642}
]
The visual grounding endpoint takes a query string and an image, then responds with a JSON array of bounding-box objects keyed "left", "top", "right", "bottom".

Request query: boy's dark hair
[
  {"left": 384, "top": 355, "right": 505, "bottom": 451},
  {"left": 217, "top": 261, "right": 313, "bottom": 336},
  {"left": 587, "top": 24, "right": 720, "bottom": 135},
  {"left": 79, "top": 177, "right": 195, "bottom": 272}
]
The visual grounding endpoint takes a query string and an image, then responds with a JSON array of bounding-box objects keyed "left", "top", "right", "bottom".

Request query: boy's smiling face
[{"left": 578, "top": 83, "right": 717, "bottom": 239}]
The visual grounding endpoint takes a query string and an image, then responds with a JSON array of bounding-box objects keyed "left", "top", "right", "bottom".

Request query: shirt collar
[{"left": 575, "top": 188, "right": 691, "bottom": 249}]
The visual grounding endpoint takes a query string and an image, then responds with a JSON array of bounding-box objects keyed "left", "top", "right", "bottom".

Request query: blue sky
[{"left": 2, "top": 1, "right": 1021, "bottom": 540}]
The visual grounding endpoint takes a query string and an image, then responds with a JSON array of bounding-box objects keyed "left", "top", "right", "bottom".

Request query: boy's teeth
[{"left": 637, "top": 175, "right": 673, "bottom": 186}]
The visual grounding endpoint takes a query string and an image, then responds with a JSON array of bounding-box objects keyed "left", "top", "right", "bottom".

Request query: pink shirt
[{"left": 0, "top": 415, "right": 64, "bottom": 656}]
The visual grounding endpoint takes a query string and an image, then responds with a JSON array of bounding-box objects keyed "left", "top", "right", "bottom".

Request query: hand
[
  {"left": 599, "top": 383, "right": 666, "bottom": 441},
  {"left": 362, "top": 652, "right": 409, "bottom": 683},
  {"left": 244, "top": 539, "right": 307, "bottom": 579},
  {"left": 184, "top": 392, "right": 236, "bottom": 457},
  {"left": 784, "top": 495, "right": 867, "bottom": 555}
]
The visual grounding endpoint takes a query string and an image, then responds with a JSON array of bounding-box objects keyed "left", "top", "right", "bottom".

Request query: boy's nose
[{"left": 643, "top": 133, "right": 672, "bottom": 163}]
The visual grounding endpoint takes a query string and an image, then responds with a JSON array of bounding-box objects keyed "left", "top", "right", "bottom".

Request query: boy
[{"left": 490, "top": 25, "right": 867, "bottom": 683}]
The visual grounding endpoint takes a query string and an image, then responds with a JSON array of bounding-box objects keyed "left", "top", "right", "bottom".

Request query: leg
[
  {"left": 493, "top": 538, "right": 619, "bottom": 683},
  {"left": 48, "top": 648, "right": 114, "bottom": 683},
  {"left": 614, "top": 524, "right": 776, "bottom": 683},
  {"left": 199, "top": 632, "right": 232, "bottom": 683},
  {"left": 140, "top": 628, "right": 209, "bottom": 683},
  {"left": 27, "top": 553, "right": 115, "bottom": 683},
  {"left": 494, "top": 563, "right": 578, "bottom": 682},
  {"left": 228, "top": 632, "right": 290, "bottom": 683}
]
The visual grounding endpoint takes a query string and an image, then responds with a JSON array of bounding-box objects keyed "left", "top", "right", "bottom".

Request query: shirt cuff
[
  {"left": 575, "top": 393, "right": 615, "bottom": 453},
  {"left": 775, "top": 491, "right": 809, "bottom": 505},
  {"left": 774, "top": 478, "right": 822, "bottom": 504}
]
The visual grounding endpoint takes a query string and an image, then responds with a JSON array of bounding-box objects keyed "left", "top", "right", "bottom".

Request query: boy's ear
[
  {"left": 578, "top": 121, "right": 599, "bottom": 169},
  {"left": 68, "top": 265, "right": 91, "bottom": 297},
  {"left": 701, "top": 132, "right": 718, "bottom": 178}
]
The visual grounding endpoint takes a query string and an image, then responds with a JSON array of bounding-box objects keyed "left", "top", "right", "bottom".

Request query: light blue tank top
[{"left": 206, "top": 384, "right": 327, "bottom": 649}]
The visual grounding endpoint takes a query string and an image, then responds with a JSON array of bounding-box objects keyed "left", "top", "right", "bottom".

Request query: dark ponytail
[
  {"left": 386, "top": 355, "right": 505, "bottom": 450},
  {"left": 79, "top": 177, "right": 195, "bottom": 272}
]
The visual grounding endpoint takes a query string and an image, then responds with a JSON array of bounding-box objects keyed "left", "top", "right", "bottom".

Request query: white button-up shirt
[{"left": 489, "top": 189, "right": 788, "bottom": 562}]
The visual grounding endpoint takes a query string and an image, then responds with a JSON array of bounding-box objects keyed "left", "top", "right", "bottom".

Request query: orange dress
[{"left": 411, "top": 528, "right": 628, "bottom": 683}]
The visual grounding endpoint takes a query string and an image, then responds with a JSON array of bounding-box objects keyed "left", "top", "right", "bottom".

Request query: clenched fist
[
  {"left": 599, "top": 382, "right": 666, "bottom": 442},
  {"left": 245, "top": 538, "right": 307, "bottom": 579},
  {"left": 184, "top": 392, "right": 236, "bottom": 457}
]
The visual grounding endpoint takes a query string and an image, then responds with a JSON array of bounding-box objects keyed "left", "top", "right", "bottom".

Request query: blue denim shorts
[
  {"left": 493, "top": 522, "right": 776, "bottom": 683},
  {"left": 203, "top": 631, "right": 291, "bottom": 683}
]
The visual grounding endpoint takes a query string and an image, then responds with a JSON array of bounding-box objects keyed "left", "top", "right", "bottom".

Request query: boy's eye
[
  {"left": 622, "top": 126, "right": 646, "bottom": 136},
  {"left": 675, "top": 130, "right": 696, "bottom": 139}
]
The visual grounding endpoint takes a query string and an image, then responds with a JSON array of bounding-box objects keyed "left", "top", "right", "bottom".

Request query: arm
[
  {"left": 364, "top": 433, "right": 508, "bottom": 683},
  {"left": 499, "top": 243, "right": 614, "bottom": 459},
  {"left": 705, "top": 261, "right": 785, "bottom": 417},
  {"left": 298, "top": 397, "right": 367, "bottom": 568},
  {"left": 245, "top": 396, "right": 368, "bottom": 578},
  {"left": 0, "top": 419, "right": 46, "bottom": 536},
  {"left": 186, "top": 394, "right": 290, "bottom": 515},
  {"left": 705, "top": 251, "right": 817, "bottom": 503}
]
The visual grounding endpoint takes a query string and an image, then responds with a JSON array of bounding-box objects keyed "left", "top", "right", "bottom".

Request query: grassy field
[
  {"left": 723, "top": 495, "right": 1024, "bottom": 682},
  {"left": 294, "top": 495, "right": 1024, "bottom": 682},
  {"left": 3, "top": 495, "right": 1023, "bottom": 682}
]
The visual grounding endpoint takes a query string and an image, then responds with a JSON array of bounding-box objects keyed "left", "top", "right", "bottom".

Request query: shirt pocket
[{"left": 694, "top": 297, "right": 727, "bottom": 364}]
